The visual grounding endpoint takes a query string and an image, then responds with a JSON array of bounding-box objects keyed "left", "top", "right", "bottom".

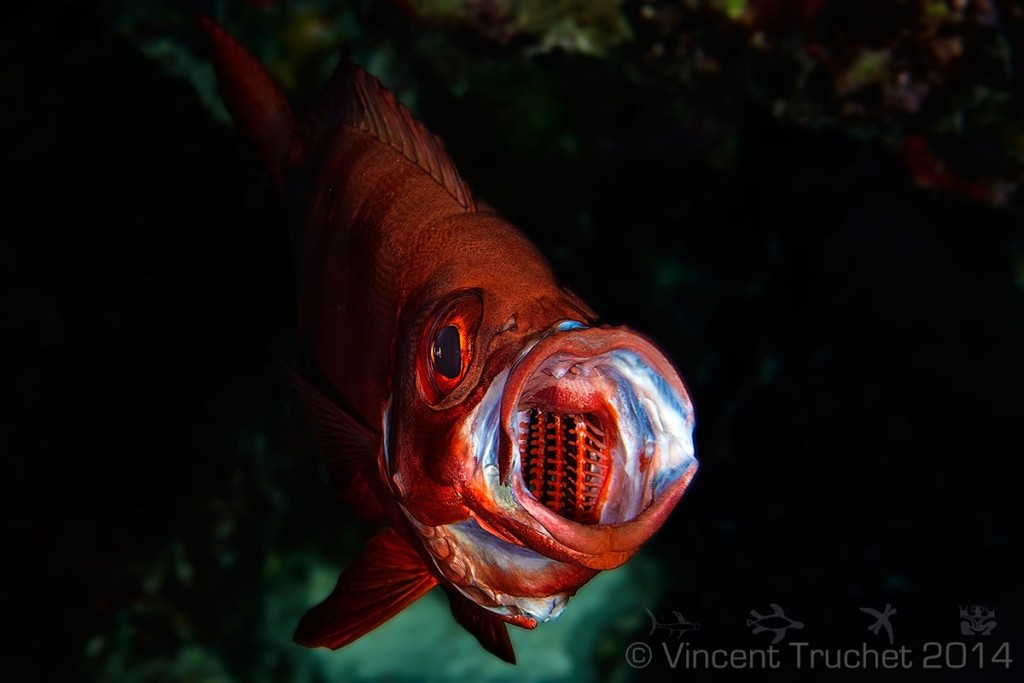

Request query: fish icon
[
  {"left": 646, "top": 608, "right": 700, "bottom": 639},
  {"left": 202, "top": 15, "right": 699, "bottom": 665},
  {"left": 747, "top": 603, "right": 804, "bottom": 644}
]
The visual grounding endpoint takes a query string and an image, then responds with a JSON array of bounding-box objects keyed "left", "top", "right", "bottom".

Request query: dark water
[{"left": 4, "top": 2, "right": 1022, "bottom": 681}]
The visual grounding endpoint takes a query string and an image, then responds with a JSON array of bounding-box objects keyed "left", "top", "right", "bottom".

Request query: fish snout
[{"left": 490, "top": 323, "right": 698, "bottom": 568}]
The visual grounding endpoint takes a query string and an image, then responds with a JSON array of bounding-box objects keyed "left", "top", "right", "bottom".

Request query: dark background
[{"left": 3, "top": 1, "right": 1022, "bottom": 681}]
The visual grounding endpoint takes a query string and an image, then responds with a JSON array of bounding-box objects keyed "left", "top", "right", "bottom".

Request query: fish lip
[
  {"left": 511, "top": 458, "right": 697, "bottom": 559},
  {"left": 498, "top": 324, "right": 691, "bottom": 482},
  {"left": 492, "top": 323, "right": 698, "bottom": 564}
]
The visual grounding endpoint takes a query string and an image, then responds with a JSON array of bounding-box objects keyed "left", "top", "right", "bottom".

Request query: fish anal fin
[
  {"left": 289, "top": 369, "right": 378, "bottom": 478},
  {"left": 200, "top": 15, "right": 294, "bottom": 190},
  {"left": 444, "top": 588, "right": 522, "bottom": 664},
  {"left": 295, "top": 527, "right": 437, "bottom": 649}
]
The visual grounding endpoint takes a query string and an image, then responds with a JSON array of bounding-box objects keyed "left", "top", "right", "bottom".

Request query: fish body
[{"left": 203, "top": 17, "right": 698, "bottom": 663}]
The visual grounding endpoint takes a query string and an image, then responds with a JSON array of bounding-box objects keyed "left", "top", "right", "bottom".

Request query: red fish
[{"left": 203, "top": 17, "right": 698, "bottom": 663}]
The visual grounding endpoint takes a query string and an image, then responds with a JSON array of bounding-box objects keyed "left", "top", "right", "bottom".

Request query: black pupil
[{"left": 432, "top": 325, "right": 461, "bottom": 379}]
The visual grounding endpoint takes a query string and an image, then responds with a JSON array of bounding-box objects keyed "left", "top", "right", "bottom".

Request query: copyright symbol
[{"left": 626, "top": 641, "right": 653, "bottom": 669}]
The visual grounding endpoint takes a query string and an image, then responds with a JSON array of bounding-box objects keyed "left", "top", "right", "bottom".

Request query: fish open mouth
[
  {"left": 505, "top": 331, "right": 695, "bottom": 529},
  {"left": 458, "top": 320, "right": 696, "bottom": 562}
]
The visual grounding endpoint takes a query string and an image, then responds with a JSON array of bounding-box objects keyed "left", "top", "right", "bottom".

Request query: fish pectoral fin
[
  {"left": 290, "top": 371, "right": 385, "bottom": 523},
  {"left": 289, "top": 369, "right": 379, "bottom": 477},
  {"left": 337, "top": 471, "right": 385, "bottom": 524},
  {"left": 294, "top": 527, "right": 437, "bottom": 650},
  {"left": 444, "top": 588, "right": 518, "bottom": 665}
]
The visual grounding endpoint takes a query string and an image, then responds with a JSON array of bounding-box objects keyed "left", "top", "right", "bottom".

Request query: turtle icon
[{"left": 747, "top": 603, "right": 804, "bottom": 644}]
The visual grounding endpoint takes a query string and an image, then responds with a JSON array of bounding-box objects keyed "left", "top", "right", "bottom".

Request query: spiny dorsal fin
[{"left": 299, "top": 63, "right": 477, "bottom": 211}]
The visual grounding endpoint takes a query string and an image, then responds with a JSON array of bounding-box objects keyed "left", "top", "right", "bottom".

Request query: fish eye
[
  {"left": 431, "top": 325, "right": 462, "bottom": 379},
  {"left": 418, "top": 292, "right": 482, "bottom": 406}
]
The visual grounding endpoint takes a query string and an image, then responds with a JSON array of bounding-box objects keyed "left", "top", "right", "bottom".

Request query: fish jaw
[
  {"left": 459, "top": 322, "right": 698, "bottom": 570},
  {"left": 385, "top": 374, "right": 602, "bottom": 625},
  {"left": 403, "top": 514, "right": 597, "bottom": 625}
]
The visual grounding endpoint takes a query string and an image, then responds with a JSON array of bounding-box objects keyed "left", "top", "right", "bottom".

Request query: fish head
[
  {"left": 384, "top": 279, "right": 581, "bottom": 521},
  {"left": 385, "top": 272, "right": 697, "bottom": 604}
]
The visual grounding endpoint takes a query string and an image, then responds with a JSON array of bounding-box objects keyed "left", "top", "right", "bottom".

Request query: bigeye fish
[{"left": 203, "top": 18, "right": 698, "bottom": 663}]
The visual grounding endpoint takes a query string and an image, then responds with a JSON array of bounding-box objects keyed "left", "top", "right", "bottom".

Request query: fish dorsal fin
[{"left": 301, "top": 63, "right": 477, "bottom": 210}]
